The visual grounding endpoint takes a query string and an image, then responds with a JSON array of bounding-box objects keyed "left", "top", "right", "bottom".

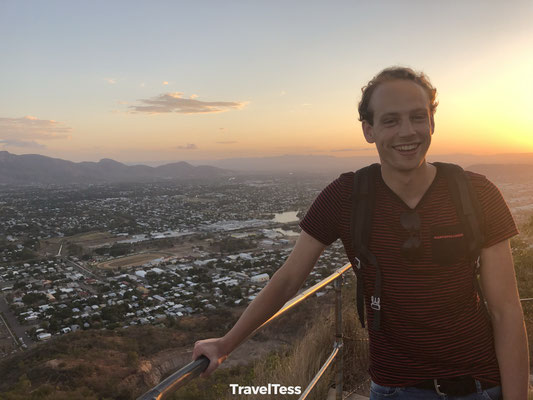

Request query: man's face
[{"left": 362, "top": 79, "right": 435, "bottom": 173}]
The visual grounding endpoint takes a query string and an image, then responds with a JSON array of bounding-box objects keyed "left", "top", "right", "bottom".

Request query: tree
[
  {"left": 22, "top": 292, "right": 46, "bottom": 306},
  {"left": 521, "top": 213, "right": 533, "bottom": 235},
  {"left": 109, "top": 244, "right": 129, "bottom": 257},
  {"left": 66, "top": 243, "right": 83, "bottom": 257},
  {"left": 126, "top": 351, "right": 139, "bottom": 368},
  {"left": 13, "top": 281, "right": 27, "bottom": 290},
  {"left": 511, "top": 237, "right": 533, "bottom": 298},
  {"left": 18, "top": 248, "right": 36, "bottom": 261}
]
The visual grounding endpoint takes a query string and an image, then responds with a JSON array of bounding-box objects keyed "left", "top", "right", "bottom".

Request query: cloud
[
  {"left": 0, "top": 139, "right": 46, "bottom": 148},
  {"left": 331, "top": 147, "right": 375, "bottom": 152},
  {"left": 105, "top": 78, "right": 116, "bottom": 84},
  {"left": 162, "top": 81, "right": 169, "bottom": 85},
  {"left": 216, "top": 141, "right": 237, "bottom": 144},
  {"left": 0, "top": 116, "right": 72, "bottom": 148},
  {"left": 130, "top": 92, "right": 247, "bottom": 114},
  {"left": 176, "top": 143, "right": 197, "bottom": 150},
  {"left": 190, "top": 94, "right": 198, "bottom": 99}
]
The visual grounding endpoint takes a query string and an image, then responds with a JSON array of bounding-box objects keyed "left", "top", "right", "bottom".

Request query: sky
[{"left": 1, "top": 1, "right": 532, "bottom": 164}]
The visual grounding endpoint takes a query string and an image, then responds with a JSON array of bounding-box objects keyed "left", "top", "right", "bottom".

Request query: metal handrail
[
  {"left": 137, "top": 262, "right": 354, "bottom": 400},
  {"left": 298, "top": 343, "right": 341, "bottom": 400},
  {"left": 255, "top": 263, "right": 352, "bottom": 332}
]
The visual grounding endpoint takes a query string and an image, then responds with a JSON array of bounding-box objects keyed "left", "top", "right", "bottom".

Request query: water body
[
  {"left": 274, "top": 228, "right": 300, "bottom": 237},
  {"left": 272, "top": 211, "right": 299, "bottom": 223}
]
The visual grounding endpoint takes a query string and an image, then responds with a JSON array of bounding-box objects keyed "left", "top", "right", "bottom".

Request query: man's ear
[
  {"left": 430, "top": 114, "right": 435, "bottom": 135},
  {"left": 362, "top": 120, "right": 375, "bottom": 143}
]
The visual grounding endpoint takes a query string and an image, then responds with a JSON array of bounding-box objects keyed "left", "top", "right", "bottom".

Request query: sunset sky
[{"left": 1, "top": 1, "right": 532, "bottom": 164}]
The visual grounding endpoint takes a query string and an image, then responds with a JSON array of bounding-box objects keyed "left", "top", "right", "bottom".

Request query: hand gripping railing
[
  {"left": 137, "top": 262, "right": 353, "bottom": 400},
  {"left": 137, "top": 355, "right": 210, "bottom": 400}
]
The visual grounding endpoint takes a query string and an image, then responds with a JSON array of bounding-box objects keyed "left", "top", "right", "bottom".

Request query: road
[
  {"left": 0, "top": 295, "right": 33, "bottom": 349},
  {"left": 63, "top": 258, "right": 104, "bottom": 283}
]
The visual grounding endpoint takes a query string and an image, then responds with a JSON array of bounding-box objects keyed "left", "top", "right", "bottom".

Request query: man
[{"left": 193, "top": 67, "right": 529, "bottom": 399}]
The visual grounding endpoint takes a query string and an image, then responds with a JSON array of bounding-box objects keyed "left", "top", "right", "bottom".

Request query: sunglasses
[{"left": 400, "top": 211, "right": 422, "bottom": 260}]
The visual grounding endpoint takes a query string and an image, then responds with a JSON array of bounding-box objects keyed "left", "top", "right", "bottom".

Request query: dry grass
[
  {"left": 339, "top": 282, "right": 371, "bottom": 396},
  {"left": 96, "top": 251, "right": 169, "bottom": 269},
  {"left": 68, "top": 231, "right": 114, "bottom": 242},
  {"left": 224, "top": 308, "right": 335, "bottom": 400}
]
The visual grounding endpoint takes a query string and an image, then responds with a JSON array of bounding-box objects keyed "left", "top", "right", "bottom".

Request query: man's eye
[
  {"left": 383, "top": 119, "right": 396, "bottom": 125},
  {"left": 412, "top": 115, "right": 427, "bottom": 121}
]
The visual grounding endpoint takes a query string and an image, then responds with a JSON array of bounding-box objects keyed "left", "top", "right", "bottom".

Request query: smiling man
[{"left": 193, "top": 67, "right": 529, "bottom": 399}]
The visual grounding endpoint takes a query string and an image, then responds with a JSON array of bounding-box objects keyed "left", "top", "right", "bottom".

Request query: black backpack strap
[
  {"left": 350, "top": 168, "right": 366, "bottom": 328},
  {"left": 433, "top": 163, "right": 486, "bottom": 308},
  {"left": 350, "top": 163, "right": 381, "bottom": 330},
  {"left": 432, "top": 162, "right": 485, "bottom": 259}
]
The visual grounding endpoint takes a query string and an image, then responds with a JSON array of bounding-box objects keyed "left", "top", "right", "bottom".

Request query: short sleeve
[
  {"left": 470, "top": 174, "right": 519, "bottom": 248},
  {"left": 299, "top": 175, "right": 349, "bottom": 246}
]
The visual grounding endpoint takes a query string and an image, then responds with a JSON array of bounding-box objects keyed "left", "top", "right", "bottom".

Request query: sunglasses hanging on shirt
[{"left": 400, "top": 211, "right": 422, "bottom": 261}]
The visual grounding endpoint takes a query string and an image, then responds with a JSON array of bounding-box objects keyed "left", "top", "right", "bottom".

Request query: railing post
[{"left": 334, "top": 275, "right": 343, "bottom": 400}]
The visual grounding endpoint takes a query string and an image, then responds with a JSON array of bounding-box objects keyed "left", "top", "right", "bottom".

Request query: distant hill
[
  {"left": 466, "top": 163, "right": 533, "bottom": 183},
  {"left": 0, "top": 151, "right": 234, "bottom": 185}
]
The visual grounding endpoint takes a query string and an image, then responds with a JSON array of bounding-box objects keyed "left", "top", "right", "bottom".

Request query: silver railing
[{"left": 137, "top": 262, "right": 353, "bottom": 400}]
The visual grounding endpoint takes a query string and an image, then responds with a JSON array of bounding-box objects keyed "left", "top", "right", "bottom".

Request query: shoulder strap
[
  {"left": 433, "top": 162, "right": 489, "bottom": 315},
  {"left": 350, "top": 163, "right": 380, "bottom": 329},
  {"left": 351, "top": 164, "right": 379, "bottom": 261},
  {"left": 432, "top": 162, "right": 485, "bottom": 258}
]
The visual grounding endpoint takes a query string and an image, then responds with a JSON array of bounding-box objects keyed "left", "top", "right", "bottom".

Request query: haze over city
[{"left": 1, "top": 1, "right": 532, "bottom": 165}]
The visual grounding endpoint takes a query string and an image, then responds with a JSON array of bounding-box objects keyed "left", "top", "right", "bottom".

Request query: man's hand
[{"left": 192, "top": 337, "right": 229, "bottom": 377}]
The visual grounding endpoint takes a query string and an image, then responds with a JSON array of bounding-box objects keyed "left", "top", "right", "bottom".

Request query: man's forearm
[{"left": 491, "top": 306, "right": 529, "bottom": 400}]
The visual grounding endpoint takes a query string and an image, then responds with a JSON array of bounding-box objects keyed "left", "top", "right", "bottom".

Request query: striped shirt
[{"left": 300, "top": 164, "right": 518, "bottom": 386}]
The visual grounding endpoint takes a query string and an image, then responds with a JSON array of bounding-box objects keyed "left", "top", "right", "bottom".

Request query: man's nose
[{"left": 398, "top": 118, "right": 416, "bottom": 137}]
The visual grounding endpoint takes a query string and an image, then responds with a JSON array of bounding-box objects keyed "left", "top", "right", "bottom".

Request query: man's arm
[
  {"left": 480, "top": 239, "right": 529, "bottom": 400},
  {"left": 192, "top": 231, "right": 327, "bottom": 376}
]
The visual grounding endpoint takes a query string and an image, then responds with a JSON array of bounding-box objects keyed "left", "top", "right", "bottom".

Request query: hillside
[
  {"left": 0, "top": 322, "right": 212, "bottom": 399},
  {"left": 0, "top": 151, "right": 233, "bottom": 185},
  {"left": 0, "top": 292, "right": 331, "bottom": 400}
]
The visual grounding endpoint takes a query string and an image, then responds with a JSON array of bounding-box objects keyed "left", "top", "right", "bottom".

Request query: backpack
[{"left": 350, "top": 162, "right": 485, "bottom": 331}]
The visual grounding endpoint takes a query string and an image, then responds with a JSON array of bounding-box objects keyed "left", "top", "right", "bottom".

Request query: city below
[{"left": 0, "top": 174, "right": 349, "bottom": 357}]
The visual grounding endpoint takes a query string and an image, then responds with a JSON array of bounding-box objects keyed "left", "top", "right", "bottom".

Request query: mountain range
[
  {"left": 0, "top": 150, "right": 532, "bottom": 185},
  {"left": 0, "top": 151, "right": 232, "bottom": 185}
]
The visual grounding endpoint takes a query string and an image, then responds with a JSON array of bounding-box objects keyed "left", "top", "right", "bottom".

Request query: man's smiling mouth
[{"left": 393, "top": 143, "right": 420, "bottom": 152}]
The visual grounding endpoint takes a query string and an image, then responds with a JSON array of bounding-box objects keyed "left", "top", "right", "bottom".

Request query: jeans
[{"left": 369, "top": 380, "right": 502, "bottom": 400}]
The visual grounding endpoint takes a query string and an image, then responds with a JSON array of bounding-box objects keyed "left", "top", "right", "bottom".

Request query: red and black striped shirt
[{"left": 300, "top": 164, "right": 518, "bottom": 386}]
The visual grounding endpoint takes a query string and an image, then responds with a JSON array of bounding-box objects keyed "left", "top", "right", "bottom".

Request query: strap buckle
[
  {"left": 352, "top": 256, "right": 361, "bottom": 270},
  {"left": 433, "top": 379, "right": 446, "bottom": 396},
  {"left": 370, "top": 296, "right": 381, "bottom": 310}
]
